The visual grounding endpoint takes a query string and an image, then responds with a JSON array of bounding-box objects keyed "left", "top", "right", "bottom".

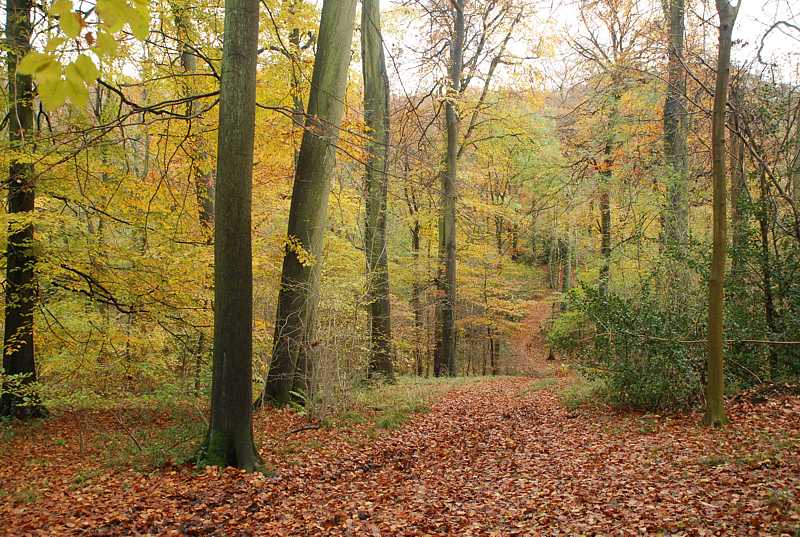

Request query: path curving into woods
[{"left": 3, "top": 375, "right": 799, "bottom": 535}]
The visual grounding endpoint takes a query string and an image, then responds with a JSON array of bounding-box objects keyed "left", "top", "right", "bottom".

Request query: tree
[
  {"left": 662, "top": 0, "right": 689, "bottom": 246},
  {"left": 200, "top": 0, "right": 262, "bottom": 469},
  {"left": 361, "top": 0, "right": 395, "bottom": 381},
  {"left": 704, "top": 0, "right": 739, "bottom": 427},
  {"left": 434, "top": 0, "right": 464, "bottom": 377},
  {"left": 172, "top": 3, "right": 215, "bottom": 234},
  {"left": 1, "top": 0, "right": 45, "bottom": 419},
  {"left": 567, "top": 0, "right": 652, "bottom": 299},
  {"left": 264, "top": 0, "right": 358, "bottom": 405}
]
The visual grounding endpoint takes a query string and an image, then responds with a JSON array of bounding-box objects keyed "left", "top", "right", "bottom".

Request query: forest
[{"left": 1, "top": 0, "right": 799, "bottom": 534}]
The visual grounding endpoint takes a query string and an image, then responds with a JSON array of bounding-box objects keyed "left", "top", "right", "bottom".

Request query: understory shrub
[{"left": 550, "top": 242, "right": 800, "bottom": 411}]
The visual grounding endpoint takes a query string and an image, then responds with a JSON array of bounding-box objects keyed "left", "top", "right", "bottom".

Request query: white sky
[{"left": 376, "top": 0, "right": 800, "bottom": 91}]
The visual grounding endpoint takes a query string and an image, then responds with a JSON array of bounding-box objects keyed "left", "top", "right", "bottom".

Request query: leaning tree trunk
[
  {"left": 200, "top": 0, "right": 262, "bottom": 470},
  {"left": 662, "top": 0, "right": 689, "bottom": 246},
  {"left": 264, "top": 0, "right": 357, "bottom": 405},
  {"left": 2, "top": 0, "right": 45, "bottom": 420},
  {"left": 361, "top": 0, "right": 394, "bottom": 382},
  {"left": 705, "top": 0, "right": 738, "bottom": 427},
  {"left": 434, "top": 0, "right": 464, "bottom": 378}
]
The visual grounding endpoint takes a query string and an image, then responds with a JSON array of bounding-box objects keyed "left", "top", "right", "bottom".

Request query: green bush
[{"left": 551, "top": 239, "right": 800, "bottom": 411}]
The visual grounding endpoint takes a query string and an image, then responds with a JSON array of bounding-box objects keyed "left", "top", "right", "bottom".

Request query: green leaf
[
  {"left": 38, "top": 80, "right": 69, "bottom": 110},
  {"left": 45, "top": 37, "right": 66, "bottom": 52},
  {"left": 49, "top": 0, "right": 72, "bottom": 16},
  {"left": 127, "top": 4, "right": 150, "bottom": 40},
  {"left": 17, "top": 52, "right": 52, "bottom": 75},
  {"left": 19, "top": 53, "right": 61, "bottom": 85},
  {"left": 65, "top": 64, "right": 90, "bottom": 106},
  {"left": 95, "top": 30, "right": 119, "bottom": 58},
  {"left": 97, "top": 0, "right": 126, "bottom": 33},
  {"left": 60, "top": 11, "right": 82, "bottom": 38},
  {"left": 71, "top": 54, "right": 99, "bottom": 83}
]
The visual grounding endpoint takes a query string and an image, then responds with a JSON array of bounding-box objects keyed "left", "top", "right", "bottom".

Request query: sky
[{"left": 378, "top": 0, "right": 800, "bottom": 92}]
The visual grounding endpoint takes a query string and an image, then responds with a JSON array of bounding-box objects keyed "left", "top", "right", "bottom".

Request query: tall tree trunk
[
  {"left": 2, "top": 0, "right": 45, "bottom": 419},
  {"left": 361, "top": 0, "right": 394, "bottom": 382},
  {"left": 792, "top": 106, "right": 800, "bottom": 220},
  {"left": 410, "top": 220, "right": 424, "bottom": 377},
  {"left": 729, "top": 87, "right": 747, "bottom": 280},
  {"left": 598, "top": 85, "right": 619, "bottom": 299},
  {"left": 757, "top": 167, "right": 779, "bottom": 377},
  {"left": 662, "top": 0, "right": 689, "bottom": 246},
  {"left": 434, "top": 0, "right": 463, "bottom": 378},
  {"left": 705, "top": 0, "right": 738, "bottom": 427},
  {"left": 173, "top": 4, "right": 215, "bottom": 233},
  {"left": 200, "top": 0, "right": 261, "bottom": 469},
  {"left": 264, "top": 0, "right": 357, "bottom": 405},
  {"left": 599, "top": 175, "right": 612, "bottom": 298},
  {"left": 561, "top": 236, "right": 572, "bottom": 312},
  {"left": 286, "top": 0, "right": 308, "bottom": 164}
]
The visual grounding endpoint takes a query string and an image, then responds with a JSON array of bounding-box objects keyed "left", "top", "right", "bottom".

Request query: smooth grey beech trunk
[
  {"left": 361, "top": 0, "right": 395, "bottom": 381},
  {"left": 2, "top": 0, "right": 45, "bottom": 419},
  {"left": 662, "top": 0, "right": 689, "bottom": 246},
  {"left": 201, "top": 0, "right": 262, "bottom": 469},
  {"left": 705, "top": 0, "right": 739, "bottom": 427},
  {"left": 264, "top": 0, "right": 357, "bottom": 406},
  {"left": 434, "top": 0, "right": 463, "bottom": 378}
]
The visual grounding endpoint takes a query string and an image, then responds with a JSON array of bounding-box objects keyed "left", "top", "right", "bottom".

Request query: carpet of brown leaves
[{"left": 2, "top": 375, "right": 799, "bottom": 536}]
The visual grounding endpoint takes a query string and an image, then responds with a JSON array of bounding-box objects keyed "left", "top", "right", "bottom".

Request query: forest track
[{"left": 3, "top": 376, "right": 799, "bottom": 535}]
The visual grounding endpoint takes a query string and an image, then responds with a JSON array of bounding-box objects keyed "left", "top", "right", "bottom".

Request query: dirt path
[
  {"left": 3, "top": 377, "right": 799, "bottom": 535},
  {"left": 501, "top": 277, "right": 557, "bottom": 374}
]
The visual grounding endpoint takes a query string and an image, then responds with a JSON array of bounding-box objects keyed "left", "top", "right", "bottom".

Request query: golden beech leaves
[
  {"left": 18, "top": 0, "right": 150, "bottom": 109},
  {"left": 283, "top": 235, "right": 316, "bottom": 267}
]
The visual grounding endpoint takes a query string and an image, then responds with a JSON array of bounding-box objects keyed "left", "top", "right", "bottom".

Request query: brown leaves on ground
[{"left": 2, "top": 378, "right": 799, "bottom": 536}]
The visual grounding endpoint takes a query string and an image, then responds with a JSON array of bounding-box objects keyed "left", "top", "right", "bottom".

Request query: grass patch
[
  {"left": 70, "top": 468, "right": 104, "bottom": 489},
  {"left": 100, "top": 408, "right": 206, "bottom": 471},
  {"left": 343, "top": 375, "right": 483, "bottom": 432},
  {"left": 375, "top": 402, "right": 431, "bottom": 430},
  {"left": 559, "top": 375, "right": 607, "bottom": 410},
  {"left": 519, "top": 378, "right": 558, "bottom": 395},
  {"left": 9, "top": 485, "right": 40, "bottom": 504},
  {"left": 699, "top": 455, "right": 729, "bottom": 467}
]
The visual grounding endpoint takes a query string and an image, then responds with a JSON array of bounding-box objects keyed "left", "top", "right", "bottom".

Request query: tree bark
[
  {"left": 361, "top": 0, "right": 395, "bottom": 382},
  {"left": 434, "top": 0, "right": 464, "bottom": 378},
  {"left": 264, "top": 0, "right": 357, "bottom": 405},
  {"left": 200, "top": 0, "right": 262, "bottom": 469},
  {"left": 561, "top": 236, "right": 572, "bottom": 312},
  {"left": 172, "top": 3, "right": 215, "bottom": 234},
  {"left": 757, "top": 167, "right": 779, "bottom": 377},
  {"left": 729, "top": 86, "right": 747, "bottom": 280},
  {"left": 662, "top": 0, "right": 689, "bottom": 246},
  {"left": 410, "top": 220, "right": 424, "bottom": 377},
  {"left": 792, "top": 104, "right": 800, "bottom": 217},
  {"left": 704, "top": 0, "right": 738, "bottom": 427},
  {"left": 2, "top": 0, "right": 45, "bottom": 419},
  {"left": 599, "top": 173, "right": 612, "bottom": 299},
  {"left": 598, "top": 84, "right": 619, "bottom": 300}
]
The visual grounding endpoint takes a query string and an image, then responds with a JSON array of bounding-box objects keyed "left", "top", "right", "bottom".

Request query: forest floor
[
  {"left": 3, "top": 375, "right": 799, "bottom": 535},
  {"left": 1, "top": 299, "right": 799, "bottom": 535}
]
